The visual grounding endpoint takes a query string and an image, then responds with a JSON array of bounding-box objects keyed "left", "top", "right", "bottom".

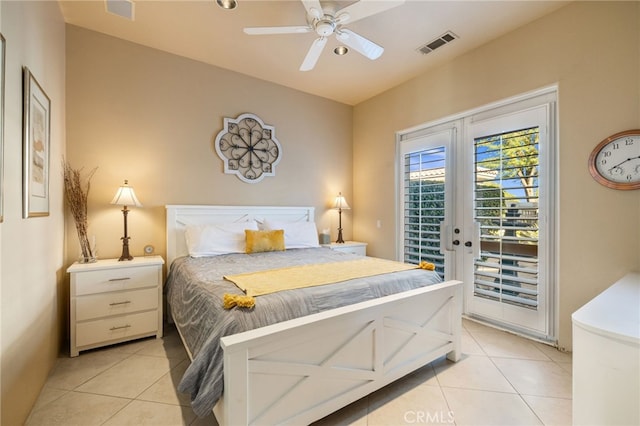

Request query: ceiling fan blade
[
  {"left": 300, "top": 37, "right": 327, "bottom": 71},
  {"left": 336, "top": 0, "right": 404, "bottom": 25},
  {"left": 337, "top": 29, "right": 383, "bottom": 60},
  {"left": 301, "top": 0, "right": 323, "bottom": 19},
  {"left": 244, "top": 26, "right": 312, "bottom": 35}
]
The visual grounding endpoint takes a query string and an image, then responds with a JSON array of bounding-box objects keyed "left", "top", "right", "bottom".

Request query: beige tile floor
[{"left": 26, "top": 320, "right": 572, "bottom": 425}]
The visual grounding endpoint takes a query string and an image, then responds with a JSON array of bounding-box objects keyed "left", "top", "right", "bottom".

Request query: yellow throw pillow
[{"left": 245, "top": 229, "right": 285, "bottom": 254}]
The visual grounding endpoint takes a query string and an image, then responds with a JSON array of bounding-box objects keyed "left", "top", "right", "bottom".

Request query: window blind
[
  {"left": 403, "top": 146, "right": 446, "bottom": 279},
  {"left": 473, "top": 127, "right": 540, "bottom": 309}
]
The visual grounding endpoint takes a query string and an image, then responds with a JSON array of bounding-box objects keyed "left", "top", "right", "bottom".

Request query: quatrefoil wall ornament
[{"left": 214, "top": 113, "right": 282, "bottom": 183}]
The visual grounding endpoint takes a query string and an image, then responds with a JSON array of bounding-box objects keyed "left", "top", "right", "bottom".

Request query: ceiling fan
[{"left": 243, "top": 0, "right": 405, "bottom": 71}]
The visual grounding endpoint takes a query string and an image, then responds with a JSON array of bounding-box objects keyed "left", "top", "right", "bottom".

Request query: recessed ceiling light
[
  {"left": 334, "top": 46, "right": 349, "bottom": 56},
  {"left": 216, "top": 0, "right": 237, "bottom": 10}
]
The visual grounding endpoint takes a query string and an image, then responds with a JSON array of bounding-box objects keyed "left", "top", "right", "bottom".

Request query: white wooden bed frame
[{"left": 166, "top": 205, "right": 463, "bottom": 425}]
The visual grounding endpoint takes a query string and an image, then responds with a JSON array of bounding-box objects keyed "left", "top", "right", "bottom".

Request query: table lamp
[
  {"left": 333, "top": 192, "right": 350, "bottom": 244},
  {"left": 111, "top": 180, "right": 142, "bottom": 261}
]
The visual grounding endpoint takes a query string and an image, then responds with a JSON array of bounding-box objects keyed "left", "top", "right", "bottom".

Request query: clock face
[{"left": 589, "top": 130, "right": 640, "bottom": 190}]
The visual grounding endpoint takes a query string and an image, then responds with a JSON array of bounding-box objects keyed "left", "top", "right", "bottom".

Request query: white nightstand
[
  {"left": 324, "top": 241, "right": 367, "bottom": 256},
  {"left": 67, "top": 256, "right": 164, "bottom": 357}
]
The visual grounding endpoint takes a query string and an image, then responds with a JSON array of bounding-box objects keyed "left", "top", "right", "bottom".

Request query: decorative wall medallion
[{"left": 214, "top": 113, "right": 282, "bottom": 183}]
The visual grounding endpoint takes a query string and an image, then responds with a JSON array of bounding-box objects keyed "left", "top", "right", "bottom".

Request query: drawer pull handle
[
  {"left": 108, "top": 277, "right": 131, "bottom": 282},
  {"left": 109, "top": 324, "right": 131, "bottom": 331},
  {"left": 109, "top": 301, "right": 132, "bottom": 306}
]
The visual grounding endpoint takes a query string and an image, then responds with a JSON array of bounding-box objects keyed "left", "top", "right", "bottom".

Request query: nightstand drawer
[
  {"left": 332, "top": 245, "right": 366, "bottom": 256},
  {"left": 324, "top": 241, "right": 367, "bottom": 256},
  {"left": 76, "top": 310, "right": 159, "bottom": 348},
  {"left": 76, "top": 287, "right": 159, "bottom": 321},
  {"left": 75, "top": 265, "right": 159, "bottom": 296}
]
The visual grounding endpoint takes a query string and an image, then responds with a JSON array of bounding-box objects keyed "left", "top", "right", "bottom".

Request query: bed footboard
[{"left": 215, "top": 279, "right": 463, "bottom": 425}]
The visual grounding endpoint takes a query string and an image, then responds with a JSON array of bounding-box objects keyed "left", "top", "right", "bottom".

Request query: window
[
  {"left": 403, "top": 146, "right": 447, "bottom": 279},
  {"left": 473, "top": 127, "right": 540, "bottom": 308}
]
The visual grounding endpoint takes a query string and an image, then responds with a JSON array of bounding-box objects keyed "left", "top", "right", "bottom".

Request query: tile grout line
[
  {"left": 486, "top": 353, "right": 550, "bottom": 425},
  {"left": 466, "top": 323, "right": 551, "bottom": 425},
  {"left": 99, "top": 397, "right": 136, "bottom": 426}
]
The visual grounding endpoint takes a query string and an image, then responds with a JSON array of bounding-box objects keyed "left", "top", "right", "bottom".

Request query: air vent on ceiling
[
  {"left": 417, "top": 31, "right": 458, "bottom": 55},
  {"left": 105, "top": 0, "right": 135, "bottom": 20}
]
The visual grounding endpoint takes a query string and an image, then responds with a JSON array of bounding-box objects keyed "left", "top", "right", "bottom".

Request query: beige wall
[
  {"left": 65, "top": 25, "right": 353, "bottom": 267},
  {"left": 0, "top": 1, "right": 67, "bottom": 424},
  {"left": 353, "top": 1, "right": 640, "bottom": 351}
]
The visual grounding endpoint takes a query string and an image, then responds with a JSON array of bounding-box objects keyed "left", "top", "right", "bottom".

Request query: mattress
[{"left": 165, "top": 247, "right": 442, "bottom": 417}]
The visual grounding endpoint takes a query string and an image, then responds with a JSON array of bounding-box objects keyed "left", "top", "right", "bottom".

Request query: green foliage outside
[
  {"left": 406, "top": 129, "right": 540, "bottom": 275},
  {"left": 405, "top": 180, "right": 504, "bottom": 274},
  {"left": 476, "top": 128, "right": 539, "bottom": 203}
]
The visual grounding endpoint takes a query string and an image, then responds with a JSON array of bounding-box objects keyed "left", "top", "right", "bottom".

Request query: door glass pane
[
  {"left": 473, "top": 127, "right": 539, "bottom": 309},
  {"left": 403, "top": 146, "right": 446, "bottom": 279}
]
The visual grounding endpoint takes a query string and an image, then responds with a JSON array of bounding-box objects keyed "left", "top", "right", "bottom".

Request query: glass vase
[{"left": 78, "top": 235, "right": 97, "bottom": 264}]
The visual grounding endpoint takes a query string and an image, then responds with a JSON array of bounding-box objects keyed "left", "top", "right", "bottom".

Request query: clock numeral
[
  {"left": 612, "top": 142, "right": 619, "bottom": 150},
  {"left": 627, "top": 175, "right": 633, "bottom": 181},
  {"left": 625, "top": 138, "right": 634, "bottom": 146},
  {"left": 602, "top": 151, "right": 611, "bottom": 158}
]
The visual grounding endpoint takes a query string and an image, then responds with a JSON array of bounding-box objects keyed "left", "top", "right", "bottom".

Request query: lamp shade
[
  {"left": 333, "top": 192, "right": 350, "bottom": 210},
  {"left": 110, "top": 180, "right": 142, "bottom": 207}
]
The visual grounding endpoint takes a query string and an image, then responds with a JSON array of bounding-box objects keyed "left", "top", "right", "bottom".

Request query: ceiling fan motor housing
[{"left": 314, "top": 17, "right": 336, "bottom": 36}]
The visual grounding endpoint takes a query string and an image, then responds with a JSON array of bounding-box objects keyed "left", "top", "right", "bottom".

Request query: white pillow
[
  {"left": 261, "top": 219, "right": 319, "bottom": 249},
  {"left": 185, "top": 221, "right": 258, "bottom": 257}
]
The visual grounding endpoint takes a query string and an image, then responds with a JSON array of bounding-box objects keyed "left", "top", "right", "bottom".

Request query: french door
[
  {"left": 399, "top": 123, "right": 458, "bottom": 281},
  {"left": 398, "top": 90, "right": 556, "bottom": 339}
]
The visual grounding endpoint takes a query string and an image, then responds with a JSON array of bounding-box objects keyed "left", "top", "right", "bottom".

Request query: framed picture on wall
[
  {"left": 0, "top": 34, "right": 5, "bottom": 222},
  {"left": 22, "top": 66, "right": 50, "bottom": 218}
]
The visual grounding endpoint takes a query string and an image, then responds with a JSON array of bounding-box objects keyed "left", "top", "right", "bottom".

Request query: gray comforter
[{"left": 165, "top": 247, "right": 442, "bottom": 417}]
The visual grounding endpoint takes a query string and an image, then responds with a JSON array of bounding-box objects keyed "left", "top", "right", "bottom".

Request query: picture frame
[
  {"left": 0, "top": 34, "right": 5, "bottom": 222},
  {"left": 22, "top": 66, "right": 50, "bottom": 218}
]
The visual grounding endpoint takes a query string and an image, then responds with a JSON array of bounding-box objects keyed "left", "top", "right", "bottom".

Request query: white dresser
[
  {"left": 572, "top": 272, "right": 640, "bottom": 425},
  {"left": 324, "top": 241, "right": 367, "bottom": 256},
  {"left": 68, "top": 256, "right": 164, "bottom": 357}
]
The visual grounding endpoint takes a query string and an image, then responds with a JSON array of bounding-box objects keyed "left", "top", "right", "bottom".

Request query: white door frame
[{"left": 396, "top": 85, "right": 558, "bottom": 342}]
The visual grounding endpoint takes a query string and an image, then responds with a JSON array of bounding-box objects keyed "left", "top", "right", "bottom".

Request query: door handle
[
  {"left": 453, "top": 240, "right": 460, "bottom": 246},
  {"left": 464, "top": 241, "right": 472, "bottom": 247}
]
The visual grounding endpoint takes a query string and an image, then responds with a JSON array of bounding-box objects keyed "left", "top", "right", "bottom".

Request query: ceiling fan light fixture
[
  {"left": 315, "top": 20, "right": 336, "bottom": 36},
  {"left": 216, "top": 0, "right": 237, "bottom": 10},
  {"left": 334, "top": 46, "right": 349, "bottom": 55}
]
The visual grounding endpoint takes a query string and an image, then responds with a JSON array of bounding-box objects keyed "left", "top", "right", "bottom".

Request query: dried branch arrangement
[{"left": 63, "top": 160, "right": 97, "bottom": 262}]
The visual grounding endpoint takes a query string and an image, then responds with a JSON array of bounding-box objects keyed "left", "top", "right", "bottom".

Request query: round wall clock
[{"left": 588, "top": 129, "right": 640, "bottom": 190}]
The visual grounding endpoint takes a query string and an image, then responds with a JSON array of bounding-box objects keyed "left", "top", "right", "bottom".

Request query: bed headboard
[{"left": 165, "top": 205, "right": 316, "bottom": 266}]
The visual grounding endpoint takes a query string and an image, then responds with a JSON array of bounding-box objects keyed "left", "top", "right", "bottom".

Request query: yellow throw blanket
[{"left": 224, "top": 257, "right": 434, "bottom": 298}]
